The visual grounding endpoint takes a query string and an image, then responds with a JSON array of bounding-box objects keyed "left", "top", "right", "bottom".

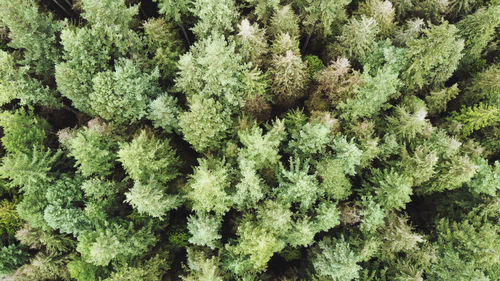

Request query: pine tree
[
  {"left": 336, "top": 16, "right": 379, "bottom": 62},
  {"left": 402, "top": 21, "right": 464, "bottom": 91},
  {"left": 118, "top": 130, "right": 179, "bottom": 184},
  {"left": 456, "top": 6, "right": 500, "bottom": 70},
  {"left": 187, "top": 213, "right": 222, "bottom": 249},
  {"left": 190, "top": 0, "right": 239, "bottom": 38},
  {"left": 0, "top": 51, "right": 58, "bottom": 107},
  {"left": 185, "top": 159, "right": 232, "bottom": 216},
  {"left": 311, "top": 236, "right": 362, "bottom": 281},
  {"left": 0, "top": 0, "right": 63, "bottom": 80}
]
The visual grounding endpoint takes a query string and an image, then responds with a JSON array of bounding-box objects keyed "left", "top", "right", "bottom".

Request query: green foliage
[
  {"left": 185, "top": 159, "right": 232, "bottom": 215},
  {"left": 104, "top": 255, "right": 169, "bottom": 281},
  {"left": 67, "top": 257, "right": 103, "bottom": 281},
  {"left": 425, "top": 84, "right": 460, "bottom": 115},
  {"left": 0, "top": 0, "right": 63, "bottom": 80},
  {"left": 369, "top": 168, "right": 413, "bottom": 210},
  {"left": 277, "top": 157, "right": 320, "bottom": 212},
  {"left": 77, "top": 222, "right": 157, "bottom": 266},
  {"left": 268, "top": 38, "right": 309, "bottom": 107},
  {"left": 191, "top": 0, "right": 239, "bottom": 38},
  {"left": 0, "top": 109, "right": 47, "bottom": 154},
  {"left": 0, "top": 200, "right": 23, "bottom": 241},
  {"left": 456, "top": 6, "right": 500, "bottom": 68},
  {"left": 144, "top": 18, "right": 185, "bottom": 80},
  {"left": 0, "top": 51, "right": 58, "bottom": 107},
  {"left": 233, "top": 159, "right": 266, "bottom": 210},
  {"left": 1, "top": 0, "right": 499, "bottom": 279},
  {"left": 339, "top": 64, "right": 401, "bottom": 120},
  {"left": 118, "top": 130, "right": 179, "bottom": 183},
  {"left": 300, "top": 0, "right": 351, "bottom": 36},
  {"left": 304, "top": 55, "right": 325, "bottom": 77},
  {"left": 181, "top": 248, "right": 224, "bottom": 281},
  {"left": 67, "top": 127, "right": 116, "bottom": 178},
  {"left": 179, "top": 95, "right": 232, "bottom": 152},
  {"left": 317, "top": 159, "right": 352, "bottom": 200},
  {"left": 312, "top": 236, "right": 362, "bottom": 281},
  {"left": 238, "top": 123, "right": 285, "bottom": 170},
  {"left": 55, "top": 0, "right": 143, "bottom": 114},
  {"left": 387, "top": 97, "right": 432, "bottom": 140},
  {"left": 337, "top": 16, "right": 379, "bottom": 62},
  {"left": 451, "top": 103, "right": 500, "bottom": 137},
  {"left": 154, "top": 0, "right": 192, "bottom": 23},
  {"left": 268, "top": 5, "right": 300, "bottom": 38},
  {"left": 148, "top": 94, "right": 180, "bottom": 133},
  {"left": 236, "top": 19, "right": 268, "bottom": 66},
  {"left": 90, "top": 59, "right": 161, "bottom": 124},
  {"left": 0, "top": 244, "right": 29, "bottom": 275},
  {"left": 44, "top": 175, "right": 90, "bottom": 235},
  {"left": 357, "top": 0, "right": 395, "bottom": 36},
  {"left": 402, "top": 21, "right": 464, "bottom": 91},
  {"left": 125, "top": 178, "right": 181, "bottom": 219},
  {"left": 187, "top": 213, "right": 222, "bottom": 249}
]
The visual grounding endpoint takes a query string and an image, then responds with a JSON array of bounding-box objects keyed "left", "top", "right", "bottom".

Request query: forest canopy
[{"left": 0, "top": 0, "right": 499, "bottom": 280}]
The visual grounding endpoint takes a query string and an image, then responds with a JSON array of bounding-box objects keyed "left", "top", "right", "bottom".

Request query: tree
[
  {"left": 402, "top": 21, "right": 464, "bottom": 91},
  {"left": 0, "top": 0, "right": 63, "bottom": 80},
  {"left": 66, "top": 127, "right": 116, "bottom": 178},
  {"left": 187, "top": 213, "right": 222, "bottom": 249},
  {"left": 144, "top": 18, "right": 185, "bottom": 80},
  {"left": 148, "top": 94, "right": 180, "bottom": 133},
  {"left": 268, "top": 5, "right": 300, "bottom": 38},
  {"left": 179, "top": 95, "right": 232, "bottom": 152},
  {"left": 268, "top": 36, "right": 309, "bottom": 107},
  {"left": 337, "top": 16, "right": 379, "bottom": 62},
  {"left": 338, "top": 64, "right": 401, "bottom": 121},
  {"left": 233, "top": 159, "right": 266, "bottom": 210},
  {"left": 0, "top": 51, "right": 58, "bottom": 107},
  {"left": 176, "top": 33, "right": 246, "bottom": 107},
  {"left": 0, "top": 148, "right": 60, "bottom": 230},
  {"left": 451, "top": 103, "right": 500, "bottom": 137},
  {"left": 311, "top": 236, "right": 362, "bottom": 281},
  {"left": 298, "top": 0, "right": 351, "bottom": 37},
  {"left": 185, "top": 159, "right": 232, "bottom": 216},
  {"left": 118, "top": 130, "right": 179, "bottom": 183},
  {"left": 425, "top": 84, "right": 460, "bottom": 115},
  {"left": 387, "top": 97, "right": 432, "bottom": 141},
  {"left": 369, "top": 168, "right": 413, "bottom": 210},
  {"left": 55, "top": 0, "right": 143, "bottom": 114},
  {"left": 77, "top": 221, "right": 157, "bottom": 266},
  {"left": 190, "top": 0, "right": 239, "bottom": 38},
  {"left": 357, "top": 0, "right": 395, "bottom": 36},
  {"left": 89, "top": 59, "right": 162, "bottom": 124},
  {"left": 236, "top": 19, "right": 268, "bottom": 66},
  {"left": 238, "top": 123, "right": 285, "bottom": 170},
  {"left": 456, "top": 6, "right": 500, "bottom": 70},
  {"left": 0, "top": 109, "right": 48, "bottom": 154},
  {"left": 125, "top": 178, "right": 181, "bottom": 219},
  {"left": 308, "top": 57, "right": 361, "bottom": 111},
  {"left": 181, "top": 248, "right": 224, "bottom": 281},
  {"left": 277, "top": 157, "right": 320, "bottom": 212},
  {"left": 44, "top": 175, "right": 90, "bottom": 235}
]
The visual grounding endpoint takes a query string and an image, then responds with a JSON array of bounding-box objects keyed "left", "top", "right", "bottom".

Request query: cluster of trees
[{"left": 0, "top": 0, "right": 499, "bottom": 280}]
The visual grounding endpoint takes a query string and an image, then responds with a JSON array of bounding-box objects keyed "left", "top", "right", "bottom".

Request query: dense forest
[{"left": 0, "top": 0, "right": 499, "bottom": 280}]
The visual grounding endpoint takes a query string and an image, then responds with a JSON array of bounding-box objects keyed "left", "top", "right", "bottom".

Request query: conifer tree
[
  {"left": 0, "top": 0, "right": 63, "bottom": 80},
  {"left": 456, "top": 6, "right": 500, "bottom": 70},
  {"left": 402, "top": 21, "right": 464, "bottom": 91}
]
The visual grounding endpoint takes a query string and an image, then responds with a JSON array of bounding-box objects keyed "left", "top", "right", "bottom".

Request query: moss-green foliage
[
  {"left": 67, "top": 127, "right": 116, "bottom": 178},
  {"left": 0, "top": 0, "right": 63, "bottom": 80},
  {"left": 0, "top": 0, "right": 499, "bottom": 280}
]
